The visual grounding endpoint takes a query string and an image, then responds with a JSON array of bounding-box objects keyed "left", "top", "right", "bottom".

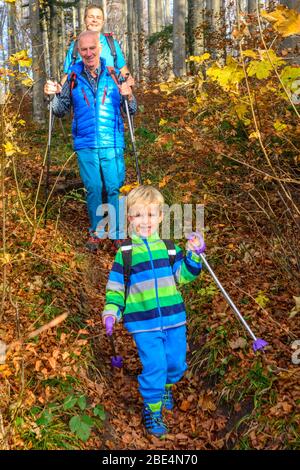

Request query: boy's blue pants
[
  {"left": 77, "top": 148, "right": 125, "bottom": 239},
  {"left": 133, "top": 326, "right": 187, "bottom": 404}
]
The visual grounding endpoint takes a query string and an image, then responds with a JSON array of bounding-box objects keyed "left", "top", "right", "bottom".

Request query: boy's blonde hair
[{"left": 127, "top": 185, "right": 164, "bottom": 212}]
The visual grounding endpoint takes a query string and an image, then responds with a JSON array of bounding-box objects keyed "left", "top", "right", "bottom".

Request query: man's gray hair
[{"left": 78, "top": 30, "right": 99, "bottom": 49}]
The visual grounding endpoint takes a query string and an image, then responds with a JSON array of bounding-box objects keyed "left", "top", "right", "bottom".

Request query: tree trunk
[
  {"left": 137, "top": 0, "right": 146, "bottom": 82},
  {"left": 41, "top": 8, "right": 50, "bottom": 77},
  {"left": 164, "top": 0, "right": 171, "bottom": 25},
  {"left": 156, "top": 0, "right": 164, "bottom": 31},
  {"left": 77, "top": 0, "right": 85, "bottom": 31},
  {"left": 148, "top": 0, "right": 157, "bottom": 79},
  {"left": 106, "top": 1, "right": 127, "bottom": 54},
  {"left": 29, "top": 0, "right": 46, "bottom": 123},
  {"left": 8, "top": 3, "right": 19, "bottom": 93},
  {"left": 173, "top": 0, "right": 186, "bottom": 77},
  {"left": 188, "top": 0, "right": 205, "bottom": 57},
  {"left": 247, "top": 0, "right": 256, "bottom": 13},
  {"left": 49, "top": 2, "right": 59, "bottom": 79}
]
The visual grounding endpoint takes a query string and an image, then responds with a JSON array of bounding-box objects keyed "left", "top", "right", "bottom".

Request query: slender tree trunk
[
  {"left": 247, "top": 0, "right": 257, "bottom": 13},
  {"left": 173, "top": 0, "right": 186, "bottom": 77},
  {"left": 72, "top": 6, "right": 77, "bottom": 37},
  {"left": 164, "top": 0, "right": 171, "bottom": 24},
  {"left": 148, "top": 0, "right": 157, "bottom": 79},
  {"left": 29, "top": 0, "right": 46, "bottom": 123},
  {"left": 156, "top": 0, "right": 164, "bottom": 31},
  {"left": 41, "top": 8, "right": 50, "bottom": 77},
  {"left": 137, "top": 0, "right": 146, "bottom": 82},
  {"left": 188, "top": 0, "right": 205, "bottom": 57},
  {"left": 127, "top": 0, "right": 134, "bottom": 71},
  {"left": 49, "top": 2, "right": 59, "bottom": 79},
  {"left": 8, "top": 4, "right": 19, "bottom": 93},
  {"left": 77, "top": 0, "right": 85, "bottom": 31},
  {"left": 106, "top": 1, "right": 126, "bottom": 53}
]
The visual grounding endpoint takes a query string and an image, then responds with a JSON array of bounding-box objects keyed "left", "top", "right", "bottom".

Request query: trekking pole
[
  {"left": 188, "top": 232, "right": 268, "bottom": 352},
  {"left": 123, "top": 74, "right": 142, "bottom": 185},
  {"left": 105, "top": 317, "right": 123, "bottom": 368},
  {"left": 44, "top": 93, "right": 55, "bottom": 227}
]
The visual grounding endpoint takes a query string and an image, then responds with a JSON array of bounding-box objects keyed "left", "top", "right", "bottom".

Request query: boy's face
[{"left": 128, "top": 203, "right": 162, "bottom": 238}]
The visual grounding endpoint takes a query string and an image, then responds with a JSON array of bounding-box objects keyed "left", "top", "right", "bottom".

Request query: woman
[{"left": 62, "top": 3, "right": 133, "bottom": 84}]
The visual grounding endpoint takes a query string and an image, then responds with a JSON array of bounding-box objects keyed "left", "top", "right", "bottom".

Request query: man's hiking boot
[
  {"left": 142, "top": 404, "right": 168, "bottom": 437},
  {"left": 85, "top": 236, "right": 101, "bottom": 253},
  {"left": 162, "top": 385, "right": 174, "bottom": 411}
]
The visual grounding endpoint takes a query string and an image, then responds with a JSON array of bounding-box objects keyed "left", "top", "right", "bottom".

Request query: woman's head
[{"left": 84, "top": 4, "right": 104, "bottom": 32}]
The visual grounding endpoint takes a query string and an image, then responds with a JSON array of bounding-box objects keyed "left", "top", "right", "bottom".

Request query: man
[{"left": 44, "top": 31, "right": 136, "bottom": 252}]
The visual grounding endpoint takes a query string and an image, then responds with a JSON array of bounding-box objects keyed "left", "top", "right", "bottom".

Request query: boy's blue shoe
[
  {"left": 163, "top": 385, "right": 174, "bottom": 410},
  {"left": 143, "top": 403, "right": 167, "bottom": 437}
]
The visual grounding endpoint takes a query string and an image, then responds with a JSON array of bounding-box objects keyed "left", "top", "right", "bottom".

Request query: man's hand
[
  {"left": 186, "top": 231, "right": 206, "bottom": 255},
  {"left": 124, "top": 73, "right": 135, "bottom": 88},
  {"left": 44, "top": 80, "right": 62, "bottom": 96},
  {"left": 119, "top": 81, "right": 133, "bottom": 99}
]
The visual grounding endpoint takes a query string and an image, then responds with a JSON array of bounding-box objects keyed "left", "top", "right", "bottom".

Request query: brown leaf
[
  {"left": 179, "top": 400, "right": 191, "bottom": 412},
  {"left": 229, "top": 337, "right": 247, "bottom": 350}
]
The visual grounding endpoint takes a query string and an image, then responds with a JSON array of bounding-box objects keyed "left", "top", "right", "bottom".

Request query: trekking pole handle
[{"left": 105, "top": 316, "right": 115, "bottom": 336}]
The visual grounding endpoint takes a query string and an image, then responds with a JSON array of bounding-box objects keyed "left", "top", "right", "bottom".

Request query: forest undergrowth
[
  {"left": 1, "top": 11, "right": 300, "bottom": 449},
  {"left": 0, "top": 84, "right": 299, "bottom": 449}
]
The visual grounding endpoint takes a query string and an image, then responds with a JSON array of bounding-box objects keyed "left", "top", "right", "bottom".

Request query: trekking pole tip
[{"left": 252, "top": 338, "right": 268, "bottom": 352}]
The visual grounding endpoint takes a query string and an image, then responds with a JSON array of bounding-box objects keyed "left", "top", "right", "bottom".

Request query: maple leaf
[
  {"left": 9, "top": 50, "right": 32, "bottom": 67},
  {"left": 280, "top": 65, "right": 300, "bottom": 86},
  {"left": 207, "top": 57, "right": 244, "bottom": 91},
  {"left": 3, "top": 141, "right": 16, "bottom": 157},
  {"left": 261, "top": 6, "right": 300, "bottom": 37}
]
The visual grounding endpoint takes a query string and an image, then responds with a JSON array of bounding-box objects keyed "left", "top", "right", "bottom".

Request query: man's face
[
  {"left": 85, "top": 8, "right": 104, "bottom": 32},
  {"left": 78, "top": 36, "right": 101, "bottom": 71}
]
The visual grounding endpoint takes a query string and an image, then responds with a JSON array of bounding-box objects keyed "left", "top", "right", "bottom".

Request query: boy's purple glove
[
  {"left": 187, "top": 231, "right": 206, "bottom": 255},
  {"left": 105, "top": 316, "right": 115, "bottom": 336}
]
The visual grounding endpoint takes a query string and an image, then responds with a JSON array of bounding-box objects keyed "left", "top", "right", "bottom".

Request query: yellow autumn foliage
[{"left": 261, "top": 6, "right": 300, "bottom": 37}]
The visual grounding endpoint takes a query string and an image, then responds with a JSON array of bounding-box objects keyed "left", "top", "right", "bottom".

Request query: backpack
[
  {"left": 72, "top": 33, "right": 118, "bottom": 68},
  {"left": 120, "top": 239, "right": 177, "bottom": 297}
]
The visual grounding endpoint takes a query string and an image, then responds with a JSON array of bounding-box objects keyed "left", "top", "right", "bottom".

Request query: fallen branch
[{"left": 5, "top": 312, "right": 68, "bottom": 356}]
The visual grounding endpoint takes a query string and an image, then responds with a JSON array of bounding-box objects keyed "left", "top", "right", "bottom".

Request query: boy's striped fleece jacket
[{"left": 102, "top": 232, "right": 202, "bottom": 334}]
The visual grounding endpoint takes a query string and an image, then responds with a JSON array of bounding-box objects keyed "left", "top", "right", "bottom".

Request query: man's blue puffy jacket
[{"left": 68, "top": 61, "right": 125, "bottom": 150}]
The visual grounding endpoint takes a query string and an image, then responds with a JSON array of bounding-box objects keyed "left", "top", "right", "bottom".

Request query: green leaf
[
  {"left": 36, "top": 409, "right": 53, "bottom": 426},
  {"left": 77, "top": 395, "right": 87, "bottom": 411},
  {"left": 69, "top": 415, "right": 93, "bottom": 442},
  {"left": 63, "top": 395, "right": 77, "bottom": 410},
  {"left": 93, "top": 405, "right": 106, "bottom": 420},
  {"left": 15, "top": 417, "right": 24, "bottom": 427}
]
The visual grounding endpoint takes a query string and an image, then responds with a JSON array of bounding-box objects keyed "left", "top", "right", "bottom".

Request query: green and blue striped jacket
[{"left": 103, "top": 232, "right": 202, "bottom": 334}]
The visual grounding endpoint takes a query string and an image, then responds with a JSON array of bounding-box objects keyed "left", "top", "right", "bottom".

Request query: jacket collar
[{"left": 131, "top": 232, "right": 160, "bottom": 244}]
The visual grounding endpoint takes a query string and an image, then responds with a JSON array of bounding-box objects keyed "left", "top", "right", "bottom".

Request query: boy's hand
[
  {"left": 186, "top": 231, "right": 206, "bottom": 254},
  {"left": 104, "top": 316, "right": 116, "bottom": 336}
]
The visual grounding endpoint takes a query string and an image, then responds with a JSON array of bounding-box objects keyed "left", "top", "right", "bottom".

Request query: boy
[{"left": 102, "top": 185, "right": 205, "bottom": 437}]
